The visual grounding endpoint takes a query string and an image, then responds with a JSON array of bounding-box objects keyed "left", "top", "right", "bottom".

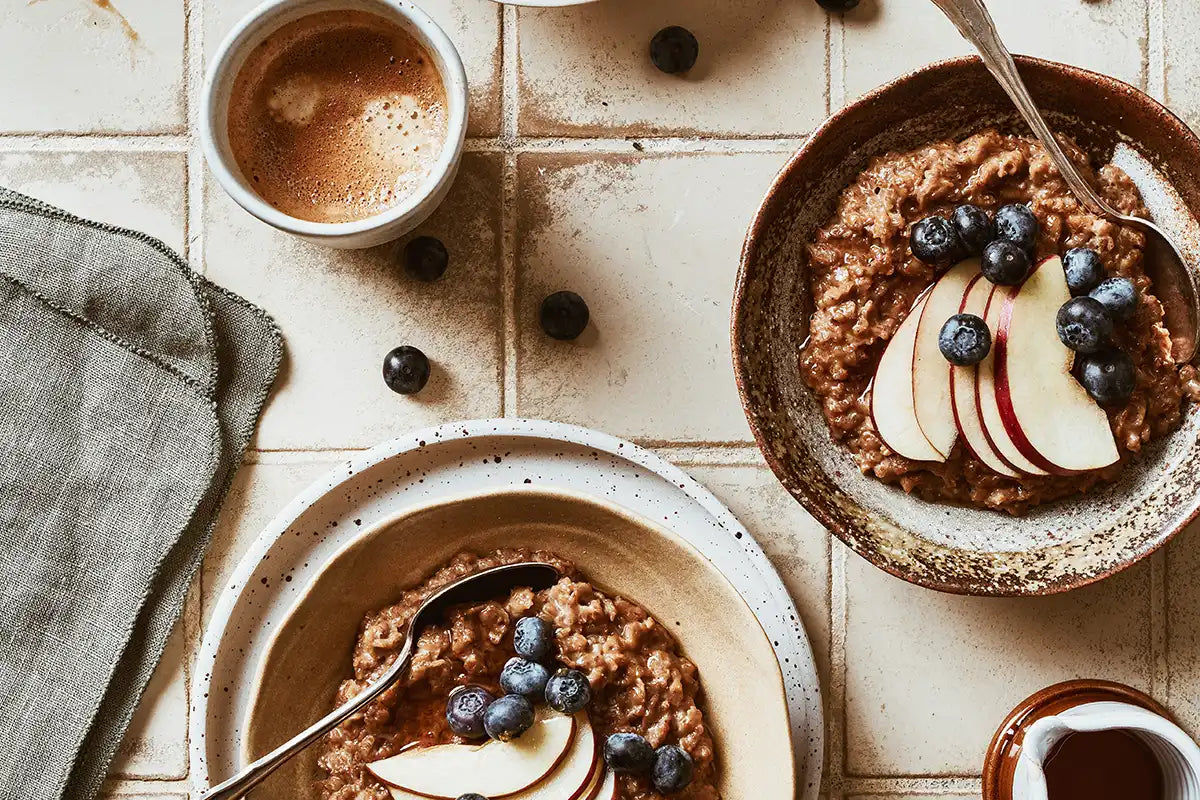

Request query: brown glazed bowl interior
[
  {"left": 240, "top": 487, "right": 794, "bottom": 799},
  {"left": 733, "top": 55, "right": 1200, "bottom": 596}
]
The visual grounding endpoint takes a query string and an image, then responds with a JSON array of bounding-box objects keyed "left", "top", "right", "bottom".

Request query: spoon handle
[
  {"left": 929, "top": 0, "right": 1112, "bottom": 218},
  {"left": 201, "top": 639, "right": 415, "bottom": 800}
]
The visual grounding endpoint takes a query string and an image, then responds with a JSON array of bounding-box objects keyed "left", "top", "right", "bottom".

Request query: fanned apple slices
[
  {"left": 369, "top": 711, "right": 611, "bottom": 800},
  {"left": 870, "top": 255, "right": 1119, "bottom": 475}
]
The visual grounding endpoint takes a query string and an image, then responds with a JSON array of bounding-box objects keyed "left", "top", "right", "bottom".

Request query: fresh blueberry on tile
[
  {"left": 650, "top": 27, "right": 699, "bottom": 74},
  {"left": 383, "top": 346, "right": 431, "bottom": 395}
]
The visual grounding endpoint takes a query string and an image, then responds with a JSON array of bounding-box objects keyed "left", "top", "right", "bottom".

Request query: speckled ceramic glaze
[
  {"left": 733, "top": 55, "right": 1200, "bottom": 596},
  {"left": 191, "top": 420, "right": 823, "bottom": 800},
  {"left": 241, "top": 488, "right": 794, "bottom": 799}
]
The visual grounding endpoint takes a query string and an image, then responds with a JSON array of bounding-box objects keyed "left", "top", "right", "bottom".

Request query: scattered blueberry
[
  {"left": 514, "top": 616, "right": 553, "bottom": 662},
  {"left": 816, "top": 0, "right": 860, "bottom": 10},
  {"left": 650, "top": 27, "right": 699, "bottom": 74},
  {"left": 652, "top": 745, "right": 695, "bottom": 794},
  {"left": 1056, "top": 297, "right": 1113, "bottom": 354},
  {"left": 604, "top": 733, "right": 656, "bottom": 774},
  {"left": 456, "top": 795, "right": 488, "bottom": 800},
  {"left": 995, "top": 203, "right": 1039, "bottom": 252},
  {"left": 952, "top": 204, "right": 996, "bottom": 256},
  {"left": 500, "top": 657, "right": 551, "bottom": 699},
  {"left": 1089, "top": 276, "right": 1138, "bottom": 321},
  {"left": 402, "top": 236, "right": 449, "bottom": 282},
  {"left": 540, "top": 291, "right": 590, "bottom": 341},
  {"left": 383, "top": 346, "right": 431, "bottom": 395},
  {"left": 938, "top": 314, "right": 992, "bottom": 366},
  {"left": 1063, "top": 248, "right": 1105, "bottom": 296},
  {"left": 545, "top": 668, "right": 592, "bottom": 714},
  {"left": 483, "top": 694, "right": 535, "bottom": 742},
  {"left": 446, "top": 685, "right": 494, "bottom": 739},
  {"left": 910, "top": 216, "right": 963, "bottom": 265},
  {"left": 1078, "top": 348, "right": 1136, "bottom": 407},
  {"left": 981, "top": 239, "right": 1031, "bottom": 285}
]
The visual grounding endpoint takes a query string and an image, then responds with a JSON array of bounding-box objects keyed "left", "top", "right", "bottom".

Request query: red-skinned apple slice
[
  {"left": 370, "top": 712, "right": 590, "bottom": 799},
  {"left": 871, "top": 293, "right": 945, "bottom": 462},
  {"left": 994, "top": 256, "right": 1119, "bottom": 474},
  {"left": 949, "top": 274, "right": 1022, "bottom": 477},
  {"left": 913, "top": 258, "right": 980, "bottom": 458},
  {"left": 977, "top": 284, "right": 1050, "bottom": 476},
  {"left": 589, "top": 769, "right": 617, "bottom": 800}
]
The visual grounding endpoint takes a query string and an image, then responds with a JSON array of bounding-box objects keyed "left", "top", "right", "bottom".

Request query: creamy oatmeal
[
  {"left": 800, "top": 129, "right": 1190, "bottom": 514},
  {"left": 317, "top": 549, "right": 719, "bottom": 800}
]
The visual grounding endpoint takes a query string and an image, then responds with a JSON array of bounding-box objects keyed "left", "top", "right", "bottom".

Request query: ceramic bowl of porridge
[
  {"left": 732, "top": 54, "right": 1200, "bottom": 596},
  {"left": 237, "top": 488, "right": 794, "bottom": 800}
]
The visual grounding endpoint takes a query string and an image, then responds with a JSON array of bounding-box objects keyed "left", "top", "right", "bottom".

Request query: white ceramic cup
[{"left": 200, "top": 0, "right": 468, "bottom": 249}]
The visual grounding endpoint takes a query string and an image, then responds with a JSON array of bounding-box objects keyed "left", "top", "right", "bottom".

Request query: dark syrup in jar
[{"left": 1043, "top": 730, "right": 1164, "bottom": 800}]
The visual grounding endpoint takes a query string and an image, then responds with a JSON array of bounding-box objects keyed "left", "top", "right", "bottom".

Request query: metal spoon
[
  {"left": 931, "top": 0, "right": 1200, "bottom": 363},
  {"left": 201, "top": 561, "right": 563, "bottom": 800}
]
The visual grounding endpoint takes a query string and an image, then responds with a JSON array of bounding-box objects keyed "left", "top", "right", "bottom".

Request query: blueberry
[
  {"left": 938, "top": 314, "right": 992, "bottom": 366},
  {"left": 544, "top": 668, "right": 591, "bottom": 714},
  {"left": 540, "top": 291, "right": 590, "bottom": 341},
  {"left": 994, "top": 203, "right": 1039, "bottom": 252},
  {"left": 514, "top": 616, "right": 553, "bottom": 662},
  {"left": 649, "top": 27, "right": 699, "bottom": 74},
  {"left": 500, "top": 657, "right": 551, "bottom": 699},
  {"left": 456, "top": 796, "right": 488, "bottom": 800},
  {"left": 952, "top": 204, "right": 996, "bottom": 256},
  {"left": 1056, "top": 297, "right": 1113, "bottom": 354},
  {"left": 445, "top": 685, "right": 494, "bottom": 739},
  {"left": 652, "top": 745, "right": 695, "bottom": 794},
  {"left": 483, "top": 694, "right": 535, "bottom": 742},
  {"left": 910, "top": 216, "right": 963, "bottom": 265},
  {"left": 1078, "top": 349, "right": 1136, "bottom": 407},
  {"left": 816, "top": 0, "right": 859, "bottom": 10},
  {"left": 981, "top": 239, "right": 1031, "bottom": 286},
  {"left": 1089, "top": 277, "right": 1138, "bottom": 321},
  {"left": 383, "top": 346, "right": 431, "bottom": 395},
  {"left": 604, "top": 733, "right": 656, "bottom": 774},
  {"left": 1063, "top": 247, "right": 1105, "bottom": 296},
  {"left": 402, "top": 236, "right": 449, "bottom": 282}
]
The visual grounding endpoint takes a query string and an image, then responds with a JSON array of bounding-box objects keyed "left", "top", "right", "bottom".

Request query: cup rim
[{"left": 199, "top": 0, "right": 469, "bottom": 240}]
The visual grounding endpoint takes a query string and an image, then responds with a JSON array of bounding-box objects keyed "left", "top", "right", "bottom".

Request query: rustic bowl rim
[{"left": 732, "top": 53, "right": 1200, "bottom": 597}]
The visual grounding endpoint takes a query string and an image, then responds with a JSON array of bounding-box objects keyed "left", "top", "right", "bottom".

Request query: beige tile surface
[
  {"left": 204, "top": 153, "right": 504, "bottom": 450},
  {"left": 515, "top": 151, "right": 787, "bottom": 442},
  {"left": 1166, "top": 0, "right": 1200, "bottom": 129},
  {"left": 111, "top": 621, "right": 189, "bottom": 779},
  {"left": 203, "top": 0, "right": 502, "bottom": 137},
  {"left": 839, "top": 0, "right": 1148, "bottom": 104},
  {"left": 844, "top": 554, "right": 1153, "bottom": 776},
  {"left": 1166, "top": 519, "right": 1200, "bottom": 738},
  {"left": 0, "top": 0, "right": 184, "bottom": 133},
  {"left": 0, "top": 152, "right": 187, "bottom": 253},
  {"left": 518, "top": 0, "right": 828, "bottom": 137}
]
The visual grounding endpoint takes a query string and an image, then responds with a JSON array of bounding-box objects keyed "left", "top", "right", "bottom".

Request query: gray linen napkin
[{"left": 0, "top": 187, "right": 282, "bottom": 800}]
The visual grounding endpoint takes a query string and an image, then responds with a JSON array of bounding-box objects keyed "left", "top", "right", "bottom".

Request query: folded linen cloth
[{"left": 0, "top": 187, "right": 282, "bottom": 800}]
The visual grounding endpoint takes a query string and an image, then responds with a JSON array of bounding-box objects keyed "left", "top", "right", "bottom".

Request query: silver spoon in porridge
[
  {"left": 199, "top": 561, "right": 562, "bottom": 800},
  {"left": 931, "top": 0, "right": 1200, "bottom": 363}
]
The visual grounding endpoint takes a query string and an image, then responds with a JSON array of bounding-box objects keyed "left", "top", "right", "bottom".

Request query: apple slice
[
  {"left": 871, "top": 293, "right": 945, "bottom": 462},
  {"left": 589, "top": 770, "right": 618, "bottom": 800},
  {"left": 370, "top": 712, "right": 578, "bottom": 799},
  {"left": 994, "top": 256, "right": 1119, "bottom": 474},
  {"left": 577, "top": 761, "right": 606, "bottom": 800},
  {"left": 976, "top": 284, "right": 1050, "bottom": 476},
  {"left": 373, "top": 712, "right": 596, "bottom": 800},
  {"left": 949, "top": 274, "right": 1021, "bottom": 477},
  {"left": 913, "top": 258, "right": 980, "bottom": 458}
]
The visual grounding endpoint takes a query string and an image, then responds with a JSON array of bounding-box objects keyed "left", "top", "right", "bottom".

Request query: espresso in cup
[{"left": 226, "top": 9, "right": 448, "bottom": 224}]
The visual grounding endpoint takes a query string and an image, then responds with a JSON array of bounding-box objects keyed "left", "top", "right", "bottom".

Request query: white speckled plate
[{"left": 190, "top": 419, "right": 823, "bottom": 800}]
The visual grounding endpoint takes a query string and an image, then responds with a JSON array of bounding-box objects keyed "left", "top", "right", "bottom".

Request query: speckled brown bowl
[{"left": 733, "top": 55, "right": 1200, "bottom": 596}]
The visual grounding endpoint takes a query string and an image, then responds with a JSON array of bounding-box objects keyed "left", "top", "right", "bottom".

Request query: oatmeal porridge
[
  {"left": 317, "top": 549, "right": 719, "bottom": 800},
  {"left": 800, "top": 129, "right": 1193, "bottom": 514}
]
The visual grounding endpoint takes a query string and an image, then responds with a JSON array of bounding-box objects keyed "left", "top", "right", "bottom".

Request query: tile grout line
[
  {"left": 1148, "top": 0, "right": 1166, "bottom": 102},
  {"left": 828, "top": 540, "right": 848, "bottom": 799},
  {"left": 1152, "top": 549, "right": 1169, "bottom": 703},
  {"left": 842, "top": 776, "right": 985, "bottom": 795},
  {"left": 500, "top": 3, "right": 520, "bottom": 416},
  {"left": 828, "top": 11, "right": 846, "bottom": 114}
]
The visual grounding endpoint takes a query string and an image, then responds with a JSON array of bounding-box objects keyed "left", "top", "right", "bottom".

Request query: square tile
[
  {"left": 840, "top": 0, "right": 1147, "bottom": 104},
  {"left": 0, "top": 151, "right": 187, "bottom": 253},
  {"left": 204, "top": 0, "right": 502, "bottom": 136},
  {"left": 0, "top": 0, "right": 184, "bottom": 133},
  {"left": 109, "top": 619, "right": 189, "bottom": 779},
  {"left": 1166, "top": 519, "right": 1200, "bottom": 737},
  {"left": 844, "top": 554, "right": 1152, "bottom": 776},
  {"left": 1166, "top": 0, "right": 1200, "bottom": 129},
  {"left": 517, "top": 0, "right": 828, "bottom": 137},
  {"left": 204, "top": 153, "right": 504, "bottom": 450},
  {"left": 515, "top": 152, "right": 787, "bottom": 442}
]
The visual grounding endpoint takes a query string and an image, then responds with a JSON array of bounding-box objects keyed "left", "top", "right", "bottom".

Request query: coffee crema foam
[{"left": 227, "top": 10, "right": 448, "bottom": 224}]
